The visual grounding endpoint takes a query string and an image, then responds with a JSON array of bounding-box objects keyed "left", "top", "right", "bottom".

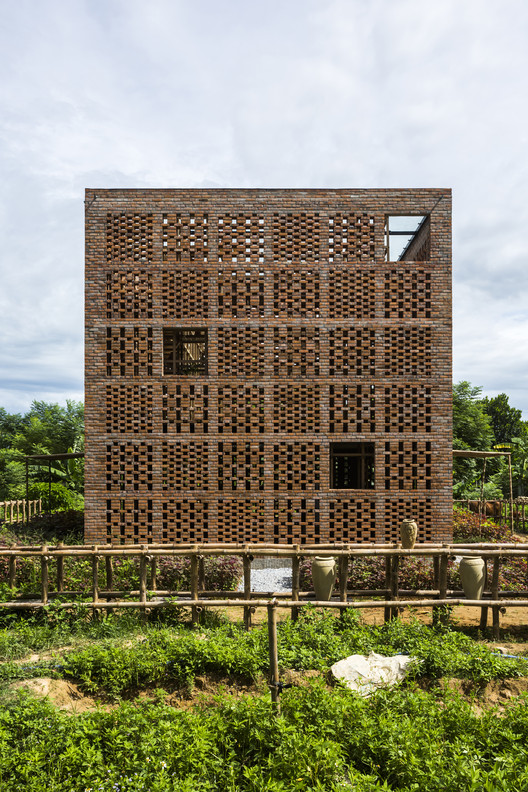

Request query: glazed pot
[
  {"left": 311, "top": 557, "right": 337, "bottom": 601},
  {"left": 459, "top": 556, "right": 486, "bottom": 600},
  {"left": 400, "top": 519, "right": 418, "bottom": 549}
]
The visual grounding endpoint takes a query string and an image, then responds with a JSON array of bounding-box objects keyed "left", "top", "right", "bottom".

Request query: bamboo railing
[
  {"left": 0, "top": 499, "right": 41, "bottom": 524},
  {"left": 1, "top": 541, "right": 528, "bottom": 639},
  {"left": 454, "top": 498, "right": 528, "bottom": 531}
]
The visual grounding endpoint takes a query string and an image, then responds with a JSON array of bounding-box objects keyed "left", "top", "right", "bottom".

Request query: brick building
[{"left": 84, "top": 188, "right": 452, "bottom": 545}]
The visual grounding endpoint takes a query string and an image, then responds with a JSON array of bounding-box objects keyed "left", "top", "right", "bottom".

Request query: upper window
[
  {"left": 163, "top": 328, "right": 208, "bottom": 375},
  {"left": 330, "top": 442, "right": 374, "bottom": 489},
  {"left": 385, "top": 215, "right": 430, "bottom": 262}
]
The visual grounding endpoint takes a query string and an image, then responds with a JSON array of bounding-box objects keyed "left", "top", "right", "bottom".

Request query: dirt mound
[
  {"left": 421, "top": 676, "right": 528, "bottom": 712},
  {"left": 10, "top": 670, "right": 528, "bottom": 715},
  {"left": 10, "top": 678, "right": 100, "bottom": 713}
]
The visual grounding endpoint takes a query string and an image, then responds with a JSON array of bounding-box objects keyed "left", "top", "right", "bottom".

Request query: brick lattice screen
[{"left": 85, "top": 189, "right": 452, "bottom": 544}]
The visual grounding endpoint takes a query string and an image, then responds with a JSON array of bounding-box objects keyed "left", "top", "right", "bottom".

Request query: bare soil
[
  {"left": 7, "top": 603, "right": 528, "bottom": 714},
  {"left": 11, "top": 668, "right": 528, "bottom": 715},
  {"left": 10, "top": 678, "right": 100, "bottom": 713},
  {"left": 418, "top": 677, "right": 528, "bottom": 714}
]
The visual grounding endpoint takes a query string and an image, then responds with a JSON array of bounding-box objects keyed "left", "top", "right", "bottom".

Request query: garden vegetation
[{"left": 1, "top": 389, "right": 528, "bottom": 789}]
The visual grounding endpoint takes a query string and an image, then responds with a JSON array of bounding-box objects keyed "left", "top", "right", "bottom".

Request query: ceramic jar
[
  {"left": 311, "top": 557, "right": 337, "bottom": 601},
  {"left": 459, "top": 556, "right": 486, "bottom": 600},
  {"left": 400, "top": 519, "right": 418, "bottom": 549}
]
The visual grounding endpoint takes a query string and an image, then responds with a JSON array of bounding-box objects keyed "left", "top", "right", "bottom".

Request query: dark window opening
[
  {"left": 163, "top": 328, "right": 208, "bottom": 375},
  {"left": 330, "top": 442, "right": 374, "bottom": 489},
  {"left": 385, "top": 216, "right": 430, "bottom": 262}
]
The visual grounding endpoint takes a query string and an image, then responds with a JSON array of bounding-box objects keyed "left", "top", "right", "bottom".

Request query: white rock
[{"left": 331, "top": 652, "right": 417, "bottom": 696}]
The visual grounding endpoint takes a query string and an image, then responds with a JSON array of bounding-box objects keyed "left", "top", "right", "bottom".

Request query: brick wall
[{"left": 85, "top": 188, "right": 452, "bottom": 544}]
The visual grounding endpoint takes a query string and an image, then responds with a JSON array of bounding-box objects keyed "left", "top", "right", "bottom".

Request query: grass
[
  {"left": 2, "top": 669, "right": 528, "bottom": 790},
  {"left": 1, "top": 607, "right": 528, "bottom": 789},
  {"left": 2, "top": 606, "right": 527, "bottom": 694},
  {"left": 2, "top": 511, "right": 528, "bottom": 789}
]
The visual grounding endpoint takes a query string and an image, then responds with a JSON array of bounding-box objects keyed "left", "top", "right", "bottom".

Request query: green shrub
[
  {"left": 27, "top": 482, "right": 84, "bottom": 512},
  {"left": 0, "top": 548, "right": 242, "bottom": 597}
]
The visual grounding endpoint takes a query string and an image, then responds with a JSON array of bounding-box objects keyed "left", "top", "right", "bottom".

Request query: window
[
  {"left": 330, "top": 442, "right": 374, "bottom": 489},
  {"left": 385, "top": 216, "right": 429, "bottom": 262},
  {"left": 163, "top": 328, "right": 208, "bottom": 375}
]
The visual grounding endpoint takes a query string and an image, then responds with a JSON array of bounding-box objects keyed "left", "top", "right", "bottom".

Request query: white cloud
[{"left": 1, "top": 0, "right": 528, "bottom": 415}]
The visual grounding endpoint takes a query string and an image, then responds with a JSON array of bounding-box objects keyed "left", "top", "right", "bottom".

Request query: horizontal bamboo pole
[
  {"left": 3, "top": 539, "right": 526, "bottom": 553},
  {"left": 0, "top": 597, "right": 527, "bottom": 611},
  {"left": 2, "top": 545, "right": 528, "bottom": 559},
  {"left": 7, "top": 586, "right": 528, "bottom": 605}
]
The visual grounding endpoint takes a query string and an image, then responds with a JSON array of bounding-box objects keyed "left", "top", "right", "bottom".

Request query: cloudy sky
[{"left": 1, "top": 0, "right": 527, "bottom": 416}]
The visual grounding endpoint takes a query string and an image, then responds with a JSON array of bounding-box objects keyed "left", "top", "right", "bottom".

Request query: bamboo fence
[
  {"left": 1, "top": 541, "right": 528, "bottom": 639},
  {"left": 454, "top": 498, "right": 528, "bottom": 531},
  {"left": 0, "top": 499, "right": 41, "bottom": 524}
]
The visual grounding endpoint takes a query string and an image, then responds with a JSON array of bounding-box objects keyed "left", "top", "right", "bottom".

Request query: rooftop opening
[{"left": 385, "top": 215, "right": 430, "bottom": 262}]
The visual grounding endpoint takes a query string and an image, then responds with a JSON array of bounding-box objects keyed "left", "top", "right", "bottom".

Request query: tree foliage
[
  {"left": 0, "top": 401, "right": 84, "bottom": 504},
  {"left": 453, "top": 382, "right": 494, "bottom": 451},
  {"left": 453, "top": 382, "right": 528, "bottom": 499},
  {"left": 481, "top": 393, "right": 525, "bottom": 444}
]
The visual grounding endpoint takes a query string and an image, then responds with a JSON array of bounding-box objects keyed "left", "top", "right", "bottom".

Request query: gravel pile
[{"left": 237, "top": 558, "right": 293, "bottom": 593}]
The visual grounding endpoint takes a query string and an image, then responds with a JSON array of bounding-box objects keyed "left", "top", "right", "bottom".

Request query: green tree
[
  {"left": 0, "top": 400, "right": 84, "bottom": 504},
  {"left": 11, "top": 400, "right": 84, "bottom": 457},
  {"left": 452, "top": 382, "right": 498, "bottom": 499},
  {"left": 481, "top": 393, "right": 525, "bottom": 444},
  {"left": 0, "top": 408, "right": 27, "bottom": 450},
  {"left": 0, "top": 448, "right": 26, "bottom": 501},
  {"left": 453, "top": 382, "right": 494, "bottom": 451},
  {"left": 495, "top": 436, "right": 528, "bottom": 497}
]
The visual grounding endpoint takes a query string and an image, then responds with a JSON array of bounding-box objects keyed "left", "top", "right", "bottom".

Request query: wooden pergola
[{"left": 453, "top": 449, "right": 513, "bottom": 532}]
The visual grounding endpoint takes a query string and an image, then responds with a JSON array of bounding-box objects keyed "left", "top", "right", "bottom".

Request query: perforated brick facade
[{"left": 85, "top": 189, "right": 452, "bottom": 545}]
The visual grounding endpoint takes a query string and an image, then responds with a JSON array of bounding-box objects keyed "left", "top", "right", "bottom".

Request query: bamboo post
[
  {"left": 491, "top": 556, "right": 501, "bottom": 640},
  {"left": 478, "top": 458, "right": 487, "bottom": 532},
  {"left": 8, "top": 549, "right": 16, "bottom": 590},
  {"left": 105, "top": 555, "right": 114, "bottom": 605},
  {"left": 437, "top": 551, "right": 449, "bottom": 626},
  {"left": 432, "top": 552, "right": 440, "bottom": 624},
  {"left": 433, "top": 554, "right": 439, "bottom": 589},
  {"left": 243, "top": 553, "right": 252, "bottom": 630},
  {"left": 139, "top": 547, "right": 148, "bottom": 617},
  {"left": 150, "top": 555, "right": 157, "bottom": 592},
  {"left": 57, "top": 541, "right": 64, "bottom": 593},
  {"left": 479, "top": 560, "right": 489, "bottom": 633},
  {"left": 384, "top": 555, "right": 392, "bottom": 622},
  {"left": 190, "top": 550, "right": 199, "bottom": 625},
  {"left": 291, "top": 549, "right": 300, "bottom": 622},
  {"left": 41, "top": 545, "right": 49, "bottom": 606},
  {"left": 92, "top": 547, "right": 99, "bottom": 617},
  {"left": 267, "top": 598, "right": 280, "bottom": 714},
  {"left": 390, "top": 554, "right": 400, "bottom": 620},
  {"left": 198, "top": 555, "right": 205, "bottom": 590},
  {"left": 338, "top": 552, "right": 349, "bottom": 617}
]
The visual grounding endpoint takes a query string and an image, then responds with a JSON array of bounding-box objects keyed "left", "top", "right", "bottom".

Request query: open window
[
  {"left": 163, "top": 328, "right": 208, "bottom": 375},
  {"left": 385, "top": 216, "right": 430, "bottom": 262},
  {"left": 330, "top": 442, "right": 374, "bottom": 489}
]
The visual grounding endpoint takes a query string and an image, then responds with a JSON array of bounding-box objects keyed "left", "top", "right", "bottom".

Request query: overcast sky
[{"left": 1, "top": 0, "right": 527, "bottom": 417}]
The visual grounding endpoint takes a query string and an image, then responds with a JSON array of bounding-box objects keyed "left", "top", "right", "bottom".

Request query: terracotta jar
[
  {"left": 311, "top": 557, "right": 337, "bottom": 601},
  {"left": 400, "top": 519, "right": 418, "bottom": 549},
  {"left": 459, "top": 557, "right": 486, "bottom": 600}
]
